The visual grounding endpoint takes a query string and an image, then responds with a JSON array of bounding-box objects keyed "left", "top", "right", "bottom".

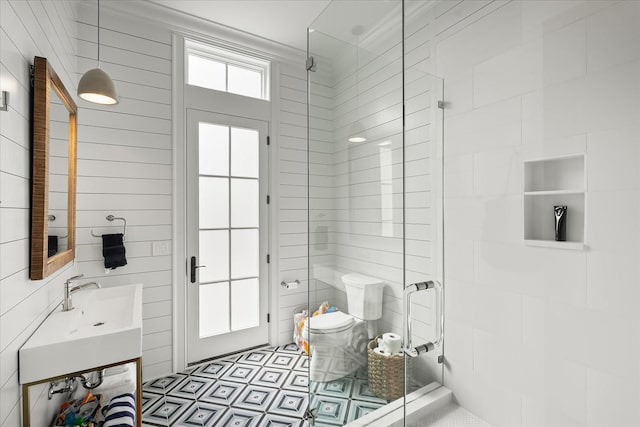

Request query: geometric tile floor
[{"left": 142, "top": 343, "right": 387, "bottom": 426}]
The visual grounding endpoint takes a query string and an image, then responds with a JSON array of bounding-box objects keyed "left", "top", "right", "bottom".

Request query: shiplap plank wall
[
  {"left": 74, "top": 3, "right": 173, "bottom": 380},
  {"left": 0, "top": 1, "right": 78, "bottom": 425}
]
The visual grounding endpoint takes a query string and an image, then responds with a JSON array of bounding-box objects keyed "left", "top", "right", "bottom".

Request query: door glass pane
[
  {"left": 199, "top": 123, "right": 229, "bottom": 176},
  {"left": 199, "top": 177, "right": 228, "bottom": 229},
  {"left": 231, "top": 278, "right": 259, "bottom": 331},
  {"left": 188, "top": 54, "right": 226, "bottom": 91},
  {"left": 231, "top": 127, "right": 259, "bottom": 178},
  {"left": 231, "top": 179, "right": 259, "bottom": 227},
  {"left": 199, "top": 282, "right": 230, "bottom": 337},
  {"left": 199, "top": 230, "right": 229, "bottom": 282},
  {"left": 228, "top": 65, "right": 262, "bottom": 99},
  {"left": 231, "top": 229, "right": 259, "bottom": 278}
]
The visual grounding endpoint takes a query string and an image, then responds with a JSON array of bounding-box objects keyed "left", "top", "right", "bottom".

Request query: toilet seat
[{"left": 305, "top": 311, "right": 354, "bottom": 334}]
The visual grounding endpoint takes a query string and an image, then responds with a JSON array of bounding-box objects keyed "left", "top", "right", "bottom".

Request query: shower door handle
[{"left": 403, "top": 280, "right": 443, "bottom": 358}]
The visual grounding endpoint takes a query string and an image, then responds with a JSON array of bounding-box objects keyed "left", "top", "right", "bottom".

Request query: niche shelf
[{"left": 523, "top": 154, "right": 586, "bottom": 250}]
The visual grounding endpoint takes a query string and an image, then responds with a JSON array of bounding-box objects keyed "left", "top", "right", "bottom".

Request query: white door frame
[{"left": 172, "top": 34, "right": 282, "bottom": 372}]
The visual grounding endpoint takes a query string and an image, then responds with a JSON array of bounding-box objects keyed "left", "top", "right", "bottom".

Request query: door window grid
[{"left": 198, "top": 122, "right": 260, "bottom": 338}]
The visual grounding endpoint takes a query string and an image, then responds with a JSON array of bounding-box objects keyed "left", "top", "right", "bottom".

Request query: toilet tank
[{"left": 342, "top": 273, "right": 385, "bottom": 320}]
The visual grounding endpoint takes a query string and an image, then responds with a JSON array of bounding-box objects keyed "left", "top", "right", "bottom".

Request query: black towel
[
  {"left": 102, "top": 233, "right": 127, "bottom": 269},
  {"left": 48, "top": 235, "right": 58, "bottom": 257}
]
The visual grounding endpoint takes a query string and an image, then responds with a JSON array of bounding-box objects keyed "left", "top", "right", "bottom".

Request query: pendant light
[
  {"left": 348, "top": 25, "right": 366, "bottom": 143},
  {"left": 78, "top": 0, "right": 119, "bottom": 105}
]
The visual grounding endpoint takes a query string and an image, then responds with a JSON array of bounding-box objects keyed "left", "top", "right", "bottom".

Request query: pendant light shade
[
  {"left": 78, "top": 0, "right": 118, "bottom": 105},
  {"left": 347, "top": 120, "right": 367, "bottom": 143},
  {"left": 78, "top": 68, "right": 118, "bottom": 104}
]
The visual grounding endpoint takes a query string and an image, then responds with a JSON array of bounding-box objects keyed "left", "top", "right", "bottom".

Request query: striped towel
[{"left": 103, "top": 393, "right": 135, "bottom": 427}]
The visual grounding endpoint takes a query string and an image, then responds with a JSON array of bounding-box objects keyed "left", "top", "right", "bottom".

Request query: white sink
[{"left": 19, "top": 283, "right": 143, "bottom": 384}]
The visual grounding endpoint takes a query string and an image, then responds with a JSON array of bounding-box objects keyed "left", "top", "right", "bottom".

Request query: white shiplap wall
[
  {"left": 0, "top": 1, "right": 79, "bottom": 425},
  {"left": 74, "top": 3, "right": 173, "bottom": 380}
]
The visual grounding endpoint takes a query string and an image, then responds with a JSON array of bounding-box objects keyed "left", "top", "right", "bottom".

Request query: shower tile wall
[{"left": 436, "top": 1, "right": 640, "bottom": 426}]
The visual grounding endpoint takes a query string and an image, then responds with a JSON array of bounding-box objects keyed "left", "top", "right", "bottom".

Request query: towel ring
[{"left": 91, "top": 215, "right": 127, "bottom": 238}]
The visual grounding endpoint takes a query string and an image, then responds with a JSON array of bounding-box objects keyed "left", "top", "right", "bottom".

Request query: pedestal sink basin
[{"left": 19, "top": 283, "right": 142, "bottom": 384}]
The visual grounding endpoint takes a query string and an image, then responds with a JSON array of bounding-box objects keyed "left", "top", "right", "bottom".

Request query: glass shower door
[{"left": 306, "top": 1, "right": 444, "bottom": 425}]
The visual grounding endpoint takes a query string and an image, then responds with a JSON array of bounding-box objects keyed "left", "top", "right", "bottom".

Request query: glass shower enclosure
[{"left": 306, "top": 1, "right": 445, "bottom": 425}]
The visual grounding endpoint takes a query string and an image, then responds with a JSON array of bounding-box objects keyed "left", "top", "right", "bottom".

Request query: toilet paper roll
[
  {"left": 382, "top": 333, "right": 402, "bottom": 354},
  {"left": 374, "top": 347, "right": 391, "bottom": 357}
]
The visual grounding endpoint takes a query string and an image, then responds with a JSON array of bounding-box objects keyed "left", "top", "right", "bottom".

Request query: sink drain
[{"left": 93, "top": 322, "right": 105, "bottom": 327}]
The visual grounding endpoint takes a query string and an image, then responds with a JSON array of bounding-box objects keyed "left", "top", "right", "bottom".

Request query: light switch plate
[{"left": 152, "top": 240, "right": 171, "bottom": 256}]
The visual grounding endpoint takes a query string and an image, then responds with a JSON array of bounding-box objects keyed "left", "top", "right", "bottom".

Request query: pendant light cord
[{"left": 97, "top": 0, "right": 101, "bottom": 68}]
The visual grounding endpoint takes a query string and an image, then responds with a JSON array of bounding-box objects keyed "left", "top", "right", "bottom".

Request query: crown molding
[{"left": 101, "top": 0, "right": 306, "bottom": 64}]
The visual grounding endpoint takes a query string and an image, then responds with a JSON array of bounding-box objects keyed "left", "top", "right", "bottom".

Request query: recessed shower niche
[{"left": 523, "top": 154, "right": 586, "bottom": 249}]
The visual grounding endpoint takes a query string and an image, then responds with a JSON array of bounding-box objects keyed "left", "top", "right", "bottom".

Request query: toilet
[{"left": 305, "top": 273, "right": 385, "bottom": 382}]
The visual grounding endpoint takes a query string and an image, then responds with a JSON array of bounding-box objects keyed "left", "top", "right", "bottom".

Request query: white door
[{"left": 186, "top": 109, "right": 269, "bottom": 364}]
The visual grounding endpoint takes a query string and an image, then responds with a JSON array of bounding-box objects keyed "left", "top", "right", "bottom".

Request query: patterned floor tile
[
  {"left": 190, "top": 360, "right": 234, "bottom": 380},
  {"left": 219, "top": 363, "right": 261, "bottom": 384},
  {"left": 310, "top": 395, "right": 349, "bottom": 426},
  {"left": 293, "top": 356, "right": 309, "bottom": 372},
  {"left": 276, "top": 343, "right": 303, "bottom": 354},
  {"left": 351, "top": 379, "right": 388, "bottom": 404},
  {"left": 260, "top": 413, "right": 303, "bottom": 427},
  {"left": 237, "top": 349, "right": 274, "bottom": 366},
  {"left": 174, "top": 401, "right": 228, "bottom": 426},
  {"left": 282, "top": 371, "right": 309, "bottom": 392},
  {"left": 218, "top": 407, "right": 264, "bottom": 426},
  {"left": 315, "top": 377, "right": 354, "bottom": 399},
  {"left": 144, "top": 395, "right": 195, "bottom": 426},
  {"left": 167, "top": 375, "right": 215, "bottom": 400},
  {"left": 265, "top": 352, "right": 300, "bottom": 370},
  {"left": 141, "top": 391, "right": 164, "bottom": 414},
  {"left": 268, "top": 390, "right": 308, "bottom": 418},
  {"left": 143, "top": 373, "right": 189, "bottom": 395},
  {"left": 253, "top": 367, "right": 290, "bottom": 389},
  {"left": 346, "top": 400, "right": 386, "bottom": 422},
  {"left": 199, "top": 380, "right": 246, "bottom": 406},
  {"left": 234, "top": 385, "right": 279, "bottom": 412}
]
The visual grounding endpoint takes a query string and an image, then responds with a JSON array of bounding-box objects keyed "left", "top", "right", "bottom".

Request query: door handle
[{"left": 190, "top": 256, "right": 206, "bottom": 283}]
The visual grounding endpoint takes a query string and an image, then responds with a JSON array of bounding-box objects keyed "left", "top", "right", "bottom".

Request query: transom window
[{"left": 186, "top": 40, "right": 270, "bottom": 100}]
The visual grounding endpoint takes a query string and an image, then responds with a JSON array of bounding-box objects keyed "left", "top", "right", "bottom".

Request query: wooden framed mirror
[{"left": 30, "top": 56, "right": 77, "bottom": 280}]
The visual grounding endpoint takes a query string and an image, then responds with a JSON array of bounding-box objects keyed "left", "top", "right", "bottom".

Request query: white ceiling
[{"left": 148, "top": 0, "right": 332, "bottom": 51}]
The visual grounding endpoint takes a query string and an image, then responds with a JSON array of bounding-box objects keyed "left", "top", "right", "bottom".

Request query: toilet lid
[{"left": 306, "top": 311, "right": 354, "bottom": 333}]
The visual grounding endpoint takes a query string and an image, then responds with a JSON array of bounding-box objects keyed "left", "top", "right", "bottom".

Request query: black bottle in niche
[{"left": 554, "top": 205, "right": 567, "bottom": 241}]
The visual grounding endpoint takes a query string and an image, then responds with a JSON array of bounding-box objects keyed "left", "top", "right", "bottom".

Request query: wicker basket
[{"left": 367, "top": 335, "right": 409, "bottom": 401}]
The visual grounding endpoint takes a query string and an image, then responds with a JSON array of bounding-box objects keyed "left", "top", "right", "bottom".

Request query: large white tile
[
  {"left": 587, "top": 190, "right": 639, "bottom": 254},
  {"left": 539, "top": 249, "right": 587, "bottom": 307},
  {"left": 587, "top": 126, "right": 640, "bottom": 191},
  {"left": 587, "top": 1, "right": 640, "bottom": 74},
  {"left": 542, "top": 18, "right": 586, "bottom": 86},
  {"left": 444, "top": 239, "right": 474, "bottom": 282},
  {"left": 543, "top": 357, "right": 587, "bottom": 425},
  {"left": 443, "top": 69, "right": 473, "bottom": 117},
  {"left": 436, "top": 1, "right": 522, "bottom": 78},
  {"left": 473, "top": 38, "right": 542, "bottom": 107},
  {"left": 522, "top": 295, "right": 545, "bottom": 348},
  {"left": 444, "top": 154, "right": 473, "bottom": 198},
  {"left": 446, "top": 97, "right": 522, "bottom": 156},
  {"left": 476, "top": 196, "right": 522, "bottom": 244},
  {"left": 586, "top": 368, "right": 640, "bottom": 427},
  {"left": 587, "top": 250, "right": 639, "bottom": 320},
  {"left": 473, "top": 149, "right": 521, "bottom": 196},
  {"left": 442, "top": 319, "right": 474, "bottom": 371},
  {"left": 472, "top": 284, "right": 522, "bottom": 342}
]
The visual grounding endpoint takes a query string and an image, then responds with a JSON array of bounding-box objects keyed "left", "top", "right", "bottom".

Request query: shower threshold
[{"left": 344, "top": 382, "right": 452, "bottom": 427}]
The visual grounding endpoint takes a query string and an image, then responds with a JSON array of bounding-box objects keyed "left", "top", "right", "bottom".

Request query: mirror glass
[
  {"left": 30, "top": 56, "right": 77, "bottom": 280},
  {"left": 48, "top": 87, "right": 70, "bottom": 257}
]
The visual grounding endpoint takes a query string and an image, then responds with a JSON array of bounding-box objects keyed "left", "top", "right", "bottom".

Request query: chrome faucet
[{"left": 62, "top": 275, "right": 102, "bottom": 312}]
